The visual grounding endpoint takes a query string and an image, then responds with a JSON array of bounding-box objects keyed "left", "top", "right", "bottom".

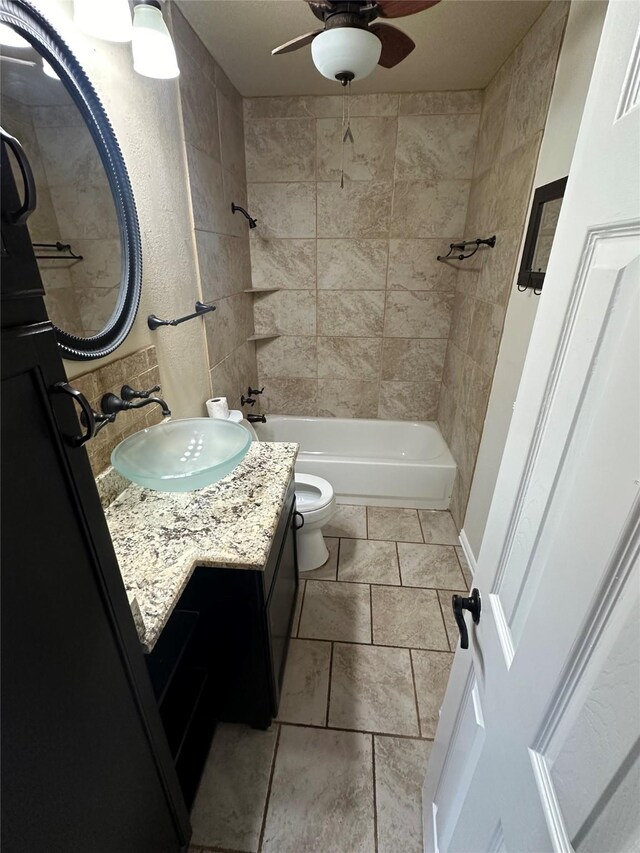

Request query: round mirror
[{"left": 0, "top": 0, "right": 142, "bottom": 360}]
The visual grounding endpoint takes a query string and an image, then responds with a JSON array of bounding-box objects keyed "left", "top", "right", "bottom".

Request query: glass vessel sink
[{"left": 111, "top": 418, "right": 251, "bottom": 492}]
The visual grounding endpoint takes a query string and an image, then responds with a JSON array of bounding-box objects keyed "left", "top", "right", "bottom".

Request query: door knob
[{"left": 452, "top": 588, "right": 481, "bottom": 650}]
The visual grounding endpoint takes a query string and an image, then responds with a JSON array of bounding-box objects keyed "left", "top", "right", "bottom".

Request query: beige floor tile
[
  {"left": 367, "top": 507, "right": 423, "bottom": 542},
  {"left": 455, "top": 545, "right": 474, "bottom": 587},
  {"left": 329, "top": 643, "right": 420, "bottom": 735},
  {"left": 302, "top": 536, "right": 339, "bottom": 581},
  {"left": 290, "top": 579, "right": 305, "bottom": 637},
  {"left": 375, "top": 735, "right": 433, "bottom": 853},
  {"left": 277, "top": 639, "right": 331, "bottom": 726},
  {"left": 399, "top": 542, "right": 467, "bottom": 589},
  {"left": 372, "top": 586, "right": 448, "bottom": 650},
  {"left": 418, "top": 509, "right": 459, "bottom": 545},
  {"left": 324, "top": 504, "right": 368, "bottom": 538},
  {"left": 411, "top": 649, "right": 454, "bottom": 738},
  {"left": 298, "top": 580, "right": 371, "bottom": 643},
  {"left": 338, "top": 538, "right": 400, "bottom": 585},
  {"left": 437, "top": 588, "right": 467, "bottom": 651},
  {"left": 190, "top": 722, "right": 277, "bottom": 851},
  {"left": 262, "top": 725, "right": 375, "bottom": 853}
]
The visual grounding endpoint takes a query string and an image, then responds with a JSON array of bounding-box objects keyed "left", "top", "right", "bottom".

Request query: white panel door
[{"left": 423, "top": 3, "right": 640, "bottom": 851}]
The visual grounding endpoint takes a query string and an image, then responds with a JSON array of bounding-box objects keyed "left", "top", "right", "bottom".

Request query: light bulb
[
  {"left": 73, "top": 0, "right": 132, "bottom": 43},
  {"left": 132, "top": 2, "right": 179, "bottom": 80},
  {"left": 311, "top": 28, "right": 381, "bottom": 84},
  {"left": 0, "top": 22, "right": 30, "bottom": 48},
  {"left": 42, "top": 59, "right": 60, "bottom": 80}
]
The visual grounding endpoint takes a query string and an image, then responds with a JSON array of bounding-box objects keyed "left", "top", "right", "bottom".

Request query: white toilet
[
  {"left": 293, "top": 473, "right": 336, "bottom": 572},
  {"left": 233, "top": 413, "right": 337, "bottom": 572}
]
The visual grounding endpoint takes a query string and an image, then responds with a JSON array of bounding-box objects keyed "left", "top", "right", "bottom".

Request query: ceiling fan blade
[
  {"left": 376, "top": 0, "right": 440, "bottom": 19},
  {"left": 370, "top": 22, "right": 415, "bottom": 68},
  {"left": 272, "top": 29, "right": 323, "bottom": 56}
]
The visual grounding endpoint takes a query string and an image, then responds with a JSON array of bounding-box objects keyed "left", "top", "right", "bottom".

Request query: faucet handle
[
  {"left": 248, "top": 386, "right": 265, "bottom": 396},
  {"left": 121, "top": 383, "right": 161, "bottom": 401},
  {"left": 241, "top": 394, "right": 256, "bottom": 407}
]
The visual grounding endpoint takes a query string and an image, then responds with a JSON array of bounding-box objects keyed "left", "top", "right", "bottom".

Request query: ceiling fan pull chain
[{"left": 340, "top": 81, "right": 354, "bottom": 189}]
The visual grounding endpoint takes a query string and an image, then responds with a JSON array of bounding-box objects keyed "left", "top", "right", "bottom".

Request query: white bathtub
[{"left": 256, "top": 416, "right": 456, "bottom": 509}]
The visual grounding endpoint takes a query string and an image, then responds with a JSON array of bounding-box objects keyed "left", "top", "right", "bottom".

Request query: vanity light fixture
[
  {"left": 73, "top": 0, "right": 133, "bottom": 43},
  {"left": 132, "top": 1, "right": 179, "bottom": 80},
  {"left": 0, "top": 23, "right": 30, "bottom": 48}
]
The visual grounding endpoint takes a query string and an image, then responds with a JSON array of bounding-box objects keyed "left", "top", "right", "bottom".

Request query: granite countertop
[{"left": 104, "top": 441, "right": 298, "bottom": 653}]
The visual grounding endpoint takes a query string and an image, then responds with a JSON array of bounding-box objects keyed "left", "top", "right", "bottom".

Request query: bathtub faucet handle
[
  {"left": 241, "top": 394, "right": 256, "bottom": 407},
  {"left": 248, "top": 386, "right": 264, "bottom": 396}
]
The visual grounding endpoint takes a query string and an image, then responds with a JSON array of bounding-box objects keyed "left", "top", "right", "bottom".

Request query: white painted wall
[
  {"left": 33, "top": 0, "right": 211, "bottom": 420},
  {"left": 462, "top": 0, "right": 608, "bottom": 558}
]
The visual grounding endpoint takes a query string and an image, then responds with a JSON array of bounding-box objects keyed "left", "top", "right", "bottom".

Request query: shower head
[{"left": 231, "top": 202, "right": 258, "bottom": 229}]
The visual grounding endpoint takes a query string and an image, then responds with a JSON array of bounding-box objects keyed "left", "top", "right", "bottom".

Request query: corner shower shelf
[
  {"left": 247, "top": 332, "right": 280, "bottom": 342},
  {"left": 243, "top": 287, "right": 281, "bottom": 294}
]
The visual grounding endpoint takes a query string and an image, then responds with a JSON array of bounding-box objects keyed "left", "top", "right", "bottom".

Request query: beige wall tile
[
  {"left": 387, "top": 239, "right": 458, "bottom": 292},
  {"left": 317, "top": 379, "right": 378, "bottom": 418},
  {"left": 494, "top": 134, "right": 542, "bottom": 230},
  {"left": 177, "top": 51, "right": 220, "bottom": 161},
  {"left": 437, "top": 380, "right": 456, "bottom": 445},
  {"left": 317, "top": 239, "right": 388, "bottom": 290},
  {"left": 384, "top": 291, "right": 454, "bottom": 339},
  {"left": 318, "top": 291, "right": 385, "bottom": 338},
  {"left": 467, "top": 299, "right": 505, "bottom": 375},
  {"left": 395, "top": 114, "right": 480, "bottom": 182},
  {"left": 317, "top": 181, "right": 392, "bottom": 238},
  {"left": 257, "top": 336, "right": 317, "bottom": 379},
  {"left": 250, "top": 236, "right": 316, "bottom": 290},
  {"left": 381, "top": 338, "right": 447, "bottom": 382},
  {"left": 466, "top": 362, "right": 492, "bottom": 434},
  {"left": 197, "top": 231, "right": 251, "bottom": 302},
  {"left": 218, "top": 90, "right": 246, "bottom": 182},
  {"left": 317, "top": 117, "right": 397, "bottom": 182},
  {"left": 501, "top": 4, "right": 566, "bottom": 157},
  {"left": 204, "top": 293, "right": 253, "bottom": 367},
  {"left": 475, "top": 228, "right": 521, "bottom": 306},
  {"left": 447, "top": 292, "right": 475, "bottom": 352},
  {"left": 260, "top": 378, "right": 318, "bottom": 416},
  {"left": 399, "top": 90, "right": 482, "bottom": 116},
  {"left": 244, "top": 93, "right": 399, "bottom": 119},
  {"left": 245, "top": 118, "right": 316, "bottom": 182},
  {"left": 391, "top": 180, "right": 470, "bottom": 238},
  {"left": 186, "top": 144, "right": 227, "bottom": 233},
  {"left": 317, "top": 337, "right": 382, "bottom": 379},
  {"left": 254, "top": 290, "right": 316, "bottom": 336},
  {"left": 378, "top": 381, "right": 440, "bottom": 421},
  {"left": 248, "top": 182, "right": 316, "bottom": 238}
]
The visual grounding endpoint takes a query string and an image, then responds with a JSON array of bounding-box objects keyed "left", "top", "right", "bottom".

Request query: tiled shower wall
[
  {"left": 243, "top": 91, "right": 482, "bottom": 419},
  {"left": 438, "top": 1, "right": 569, "bottom": 527},
  {"left": 171, "top": 7, "right": 258, "bottom": 412}
]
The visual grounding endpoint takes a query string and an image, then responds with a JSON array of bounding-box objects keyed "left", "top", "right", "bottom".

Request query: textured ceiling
[{"left": 175, "top": 0, "right": 550, "bottom": 97}]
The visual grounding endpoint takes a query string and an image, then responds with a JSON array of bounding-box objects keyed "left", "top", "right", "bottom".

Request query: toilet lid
[{"left": 295, "top": 473, "right": 334, "bottom": 512}]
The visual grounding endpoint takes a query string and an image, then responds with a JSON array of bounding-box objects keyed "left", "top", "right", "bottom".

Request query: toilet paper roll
[{"left": 206, "top": 397, "right": 229, "bottom": 419}]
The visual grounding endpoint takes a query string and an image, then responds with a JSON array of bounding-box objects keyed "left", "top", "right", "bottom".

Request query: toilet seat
[{"left": 294, "top": 473, "right": 334, "bottom": 512}]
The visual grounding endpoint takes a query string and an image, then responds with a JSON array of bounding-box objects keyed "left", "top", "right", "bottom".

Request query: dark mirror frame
[
  {"left": 0, "top": 0, "right": 142, "bottom": 360},
  {"left": 517, "top": 175, "right": 567, "bottom": 295}
]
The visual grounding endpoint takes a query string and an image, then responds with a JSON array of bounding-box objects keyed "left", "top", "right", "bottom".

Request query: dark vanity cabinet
[
  {"left": 1, "top": 142, "right": 190, "bottom": 850},
  {"left": 146, "top": 480, "right": 299, "bottom": 807}
]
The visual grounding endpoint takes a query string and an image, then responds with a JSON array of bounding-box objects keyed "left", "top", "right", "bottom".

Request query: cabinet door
[
  {"left": 1, "top": 144, "right": 188, "bottom": 852},
  {"left": 266, "top": 506, "right": 299, "bottom": 713}
]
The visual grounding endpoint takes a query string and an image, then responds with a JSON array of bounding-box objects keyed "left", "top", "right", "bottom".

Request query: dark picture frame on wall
[{"left": 517, "top": 176, "right": 568, "bottom": 295}]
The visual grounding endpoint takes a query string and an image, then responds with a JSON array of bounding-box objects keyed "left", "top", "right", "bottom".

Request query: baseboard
[{"left": 458, "top": 528, "right": 477, "bottom": 578}]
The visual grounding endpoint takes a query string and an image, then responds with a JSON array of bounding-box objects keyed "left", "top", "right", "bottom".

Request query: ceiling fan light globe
[{"left": 311, "top": 28, "right": 381, "bottom": 83}]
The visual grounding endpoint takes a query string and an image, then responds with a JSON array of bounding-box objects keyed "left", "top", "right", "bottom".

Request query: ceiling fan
[{"left": 272, "top": 0, "right": 441, "bottom": 85}]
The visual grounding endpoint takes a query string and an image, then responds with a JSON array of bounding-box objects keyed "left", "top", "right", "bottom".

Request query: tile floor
[{"left": 189, "top": 506, "right": 472, "bottom": 853}]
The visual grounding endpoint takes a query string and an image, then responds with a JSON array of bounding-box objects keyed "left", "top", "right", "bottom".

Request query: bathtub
[{"left": 255, "top": 416, "right": 456, "bottom": 509}]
